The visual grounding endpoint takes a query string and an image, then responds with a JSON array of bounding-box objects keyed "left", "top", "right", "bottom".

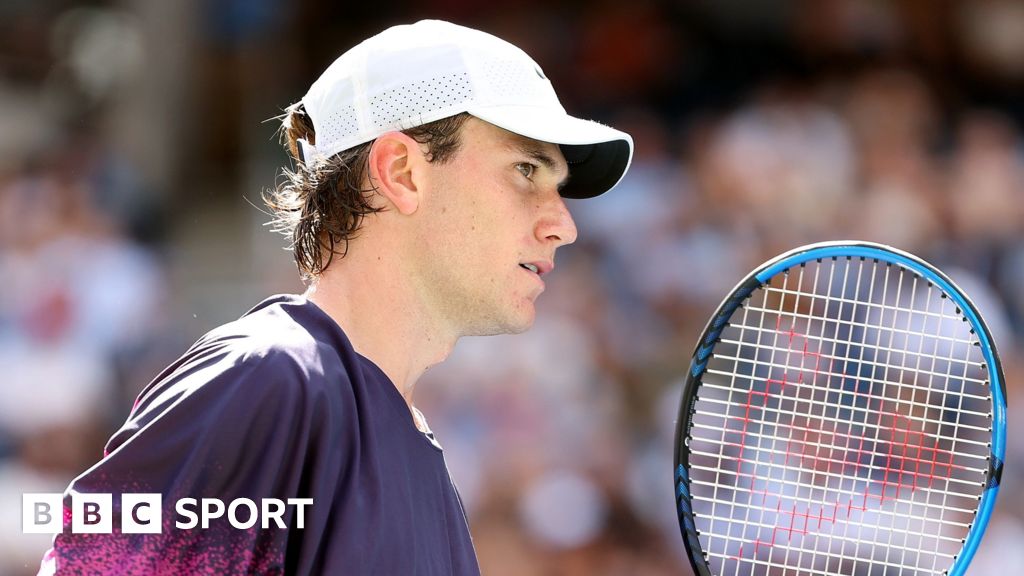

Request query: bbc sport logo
[{"left": 23, "top": 493, "right": 313, "bottom": 534}]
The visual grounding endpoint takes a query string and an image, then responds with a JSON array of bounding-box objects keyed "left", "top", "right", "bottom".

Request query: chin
[
  {"left": 506, "top": 301, "right": 537, "bottom": 334},
  {"left": 466, "top": 304, "right": 536, "bottom": 336},
  {"left": 504, "top": 317, "right": 534, "bottom": 335},
  {"left": 488, "top": 315, "right": 535, "bottom": 336}
]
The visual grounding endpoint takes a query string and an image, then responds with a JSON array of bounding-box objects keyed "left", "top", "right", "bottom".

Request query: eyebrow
[{"left": 512, "top": 140, "right": 571, "bottom": 191}]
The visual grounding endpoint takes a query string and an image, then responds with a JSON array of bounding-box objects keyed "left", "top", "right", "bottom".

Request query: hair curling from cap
[{"left": 264, "top": 103, "right": 470, "bottom": 282}]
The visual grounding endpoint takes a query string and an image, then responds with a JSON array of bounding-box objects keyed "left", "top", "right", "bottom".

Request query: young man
[{"left": 39, "top": 20, "right": 632, "bottom": 575}]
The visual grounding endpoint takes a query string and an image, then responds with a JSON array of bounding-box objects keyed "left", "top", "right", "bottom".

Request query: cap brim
[{"left": 467, "top": 105, "right": 633, "bottom": 199}]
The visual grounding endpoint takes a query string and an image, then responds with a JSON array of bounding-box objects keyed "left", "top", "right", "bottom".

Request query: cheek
[
  {"left": 432, "top": 166, "right": 535, "bottom": 265},
  {"left": 469, "top": 203, "right": 530, "bottom": 257}
]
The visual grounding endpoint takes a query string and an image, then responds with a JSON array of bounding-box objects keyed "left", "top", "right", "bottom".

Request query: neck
[{"left": 305, "top": 244, "right": 456, "bottom": 407}]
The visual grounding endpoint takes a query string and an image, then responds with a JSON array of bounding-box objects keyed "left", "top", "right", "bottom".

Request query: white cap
[{"left": 299, "top": 19, "right": 633, "bottom": 199}]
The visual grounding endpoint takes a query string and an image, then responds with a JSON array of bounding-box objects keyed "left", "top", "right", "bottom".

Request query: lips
[{"left": 518, "top": 260, "right": 554, "bottom": 276}]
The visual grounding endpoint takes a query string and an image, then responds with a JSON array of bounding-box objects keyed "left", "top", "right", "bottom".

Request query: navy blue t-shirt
[{"left": 41, "top": 295, "right": 481, "bottom": 575}]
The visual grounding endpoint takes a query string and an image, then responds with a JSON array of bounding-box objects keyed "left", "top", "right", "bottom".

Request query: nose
[{"left": 535, "top": 194, "right": 578, "bottom": 248}]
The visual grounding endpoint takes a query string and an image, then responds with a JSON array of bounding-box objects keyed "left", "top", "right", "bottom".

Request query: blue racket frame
[{"left": 675, "top": 241, "right": 1007, "bottom": 576}]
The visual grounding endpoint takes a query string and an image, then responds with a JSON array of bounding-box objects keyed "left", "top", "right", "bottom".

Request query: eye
[{"left": 515, "top": 162, "right": 537, "bottom": 180}]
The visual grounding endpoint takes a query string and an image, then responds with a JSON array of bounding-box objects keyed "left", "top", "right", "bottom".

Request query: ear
[{"left": 367, "top": 132, "right": 427, "bottom": 216}]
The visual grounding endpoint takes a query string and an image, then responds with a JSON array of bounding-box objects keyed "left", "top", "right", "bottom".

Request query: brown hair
[{"left": 264, "top": 104, "right": 470, "bottom": 282}]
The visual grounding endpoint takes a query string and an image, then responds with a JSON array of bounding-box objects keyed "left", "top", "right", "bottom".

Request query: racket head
[{"left": 674, "top": 241, "right": 1006, "bottom": 576}]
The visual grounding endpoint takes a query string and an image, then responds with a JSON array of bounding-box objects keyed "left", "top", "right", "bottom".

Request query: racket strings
[{"left": 688, "top": 258, "right": 993, "bottom": 576}]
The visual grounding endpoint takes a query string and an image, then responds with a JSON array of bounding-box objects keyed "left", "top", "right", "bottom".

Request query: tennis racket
[{"left": 674, "top": 241, "right": 1006, "bottom": 576}]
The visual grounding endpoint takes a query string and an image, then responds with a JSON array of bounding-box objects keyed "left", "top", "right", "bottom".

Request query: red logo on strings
[{"left": 724, "top": 318, "right": 961, "bottom": 559}]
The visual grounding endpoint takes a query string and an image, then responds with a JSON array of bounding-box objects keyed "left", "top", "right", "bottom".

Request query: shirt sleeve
[{"left": 39, "top": 342, "right": 331, "bottom": 576}]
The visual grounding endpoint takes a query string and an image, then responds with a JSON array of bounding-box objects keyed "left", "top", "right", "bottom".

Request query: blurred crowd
[{"left": 2, "top": 1, "right": 1024, "bottom": 575}]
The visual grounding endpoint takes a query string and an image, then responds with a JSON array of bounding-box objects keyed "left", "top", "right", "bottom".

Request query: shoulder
[
  {"left": 133, "top": 295, "right": 356, "bottom": 421},
  {"left": 200, "top": 294, "right": 337, "bottom": 370}
]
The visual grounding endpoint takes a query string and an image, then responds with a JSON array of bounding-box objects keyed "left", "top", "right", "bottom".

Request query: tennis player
[{"left": 39, "top": 19, "right": 632, "bottom": 575}]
